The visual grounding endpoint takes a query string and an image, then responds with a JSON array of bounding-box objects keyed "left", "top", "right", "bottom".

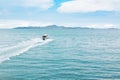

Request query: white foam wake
[{"left": 0, "top": 38, "right": 53, "bottom": 63}]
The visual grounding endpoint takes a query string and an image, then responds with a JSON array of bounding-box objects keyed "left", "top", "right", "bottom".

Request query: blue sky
[{"left": 0, "top": 0, "right": 120, "bottom": 28}]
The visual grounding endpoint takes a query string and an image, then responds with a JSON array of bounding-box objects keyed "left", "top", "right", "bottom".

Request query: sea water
[{"left": 0, "top": 28, "right": 120, "bottom": 80}]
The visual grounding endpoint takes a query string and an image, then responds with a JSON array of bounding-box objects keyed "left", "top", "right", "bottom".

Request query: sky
[{"left": 0, "top": 0, "right": 120, "bottom": 28}]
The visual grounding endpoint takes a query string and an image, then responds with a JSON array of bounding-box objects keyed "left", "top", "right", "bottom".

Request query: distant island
[
  {"left": 14, "top": 25, "right": 118, "bottom": 29},
  {"left": 14, "top": 25, "right": 95, "bottom": 29},
  {"left": 14, "top": 25, "right": 65, "bottom": 29}
]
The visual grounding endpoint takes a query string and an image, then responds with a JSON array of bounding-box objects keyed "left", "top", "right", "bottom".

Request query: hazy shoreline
[{"left": 13, "top": 25, "right": 119, "bottom": 30}]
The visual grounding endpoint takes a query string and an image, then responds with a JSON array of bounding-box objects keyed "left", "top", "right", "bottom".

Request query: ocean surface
[{"left": 0, "top": 28, "right": 120, "bottom": 80}]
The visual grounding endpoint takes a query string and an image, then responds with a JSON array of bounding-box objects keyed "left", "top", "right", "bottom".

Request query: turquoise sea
[{"left": 0, "top": 28, "right": 120, "bottom": 80}]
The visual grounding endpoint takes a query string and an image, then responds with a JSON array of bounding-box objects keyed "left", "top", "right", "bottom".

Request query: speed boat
[{"left": 42, "top": 34, "right": 48, "bottom": 40}]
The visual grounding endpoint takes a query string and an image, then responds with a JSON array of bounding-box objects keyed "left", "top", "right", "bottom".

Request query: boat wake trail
[{"left": 0, "top": 38, "right": 53, "bottom": 63}]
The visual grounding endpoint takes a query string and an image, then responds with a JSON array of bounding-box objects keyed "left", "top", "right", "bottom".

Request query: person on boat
[{"left": 42, "top": 34, "right": 48, "bottom": 40}]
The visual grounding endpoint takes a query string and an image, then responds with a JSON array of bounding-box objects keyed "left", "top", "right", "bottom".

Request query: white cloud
[
  {"left": 55, "top": 22, "right": 119, "bottom": 28},
  {"left": 0, "top": 19, "right": 119, "bottom": 29},
  {"left": 84, "top": 23, "right": 118, "bottom": 28},
  {"left": 0, "top": 20, "right": 53, "bottom": 28},
  {"left": 21, "top": 0, "right": 54, "bottom": 10},
  {"left": 57, "top": 0, "right": 120, "bottom": 13},
  {"left": 0, "top": 0, "right": 54, "bottom": 10}
]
